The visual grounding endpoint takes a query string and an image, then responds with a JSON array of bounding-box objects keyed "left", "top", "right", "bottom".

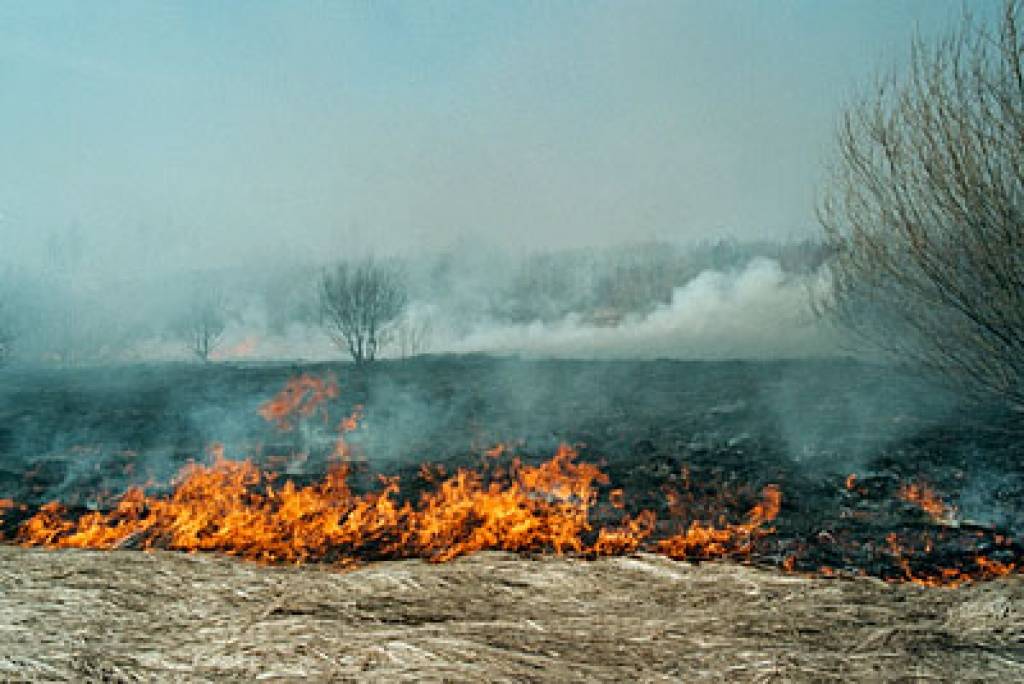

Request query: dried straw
[{"left": 0, "top": 547, "right": 1021, "bottom": 682}]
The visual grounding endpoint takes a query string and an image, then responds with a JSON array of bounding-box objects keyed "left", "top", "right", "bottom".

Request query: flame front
[{"left": 18, "top": 442, "right": 772, "bottom": 564}]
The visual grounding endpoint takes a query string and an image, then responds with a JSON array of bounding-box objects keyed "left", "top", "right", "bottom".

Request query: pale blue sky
[{"left": 0, "top": 1, "right": 996, "bottom": 274}]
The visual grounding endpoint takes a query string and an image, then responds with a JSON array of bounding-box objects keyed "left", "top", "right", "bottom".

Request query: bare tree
[
  {"left": 320, "top": 257, "right": 408, "bottom": 365},
  {"left": 183, "top": 287, "right": 227, "bottom": 362},
  {"left": 817, "top": 1, "right": 1024, "bottom": 408}
]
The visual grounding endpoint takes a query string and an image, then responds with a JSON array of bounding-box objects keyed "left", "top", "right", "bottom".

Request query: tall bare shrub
[
  {"left": 818, "top": 2, "right": 1024, "bottom": 407},
  {"left": 183, "top": 288, "right": 227, "bottom": 362}
]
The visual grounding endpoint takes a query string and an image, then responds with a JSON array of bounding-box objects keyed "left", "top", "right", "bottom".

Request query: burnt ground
[{"left": 1, "top": 356, "right": 1024, "bottom": 578}]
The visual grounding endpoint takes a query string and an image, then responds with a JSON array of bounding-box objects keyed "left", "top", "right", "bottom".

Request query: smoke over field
[
  {"left": 0, "top": 238, "right": 832, "bottom": 365},
  {"left": 451, "top": 258, "right": 832, "bottom": 359}
]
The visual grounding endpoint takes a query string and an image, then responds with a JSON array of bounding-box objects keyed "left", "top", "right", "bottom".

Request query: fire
[
  {"left": 593, "top": 510, "right": 656, "bottom": 555},
  {"left": 975, "top": 556, "right": 1015, "bottom": 577},
  {"left": 8, "top": 373, "right": 1021, "bottom": 588},
  {"left": 609, "top": 488, "right": 626, "bottom": 509},
  {"left": 404, "top": 444, "right": 607, "bottom": 562},
  {"left": 899, "top": 482, "right": 951, "bottom": 522},
  {"left": 0, "top": 498, "right": 14, "bottom": 538},
  {"left": 14, "top": 374, "right": 784, "bottom": 565},
  {"left": 330, "top": 404, "right": 364, "bottom": 461},
  {"left": 657, "top": 485, "right": 781, "bottom": 560},
  {"left": 845, "top": 474, "right": 857, "bottom": 491},
  {"left": 16, "top": 443, "right": 656, "bottom": 564},
  {"left": 880, "top": 529, "right": 1016, "bottom": 588},
  {"left": 258, "top": 373, "right": 339, "bottom": 430}
]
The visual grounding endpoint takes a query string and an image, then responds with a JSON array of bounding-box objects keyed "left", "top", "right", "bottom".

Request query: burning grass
[
  {"left": 3, "top": 372, "right": 1021, "bottom": 587},
  {"left": 1, "top": 546, "right": 1022, "bottom": 681},
  {"left": 12, "top": 442, "right": 782, "bottom": 567}
]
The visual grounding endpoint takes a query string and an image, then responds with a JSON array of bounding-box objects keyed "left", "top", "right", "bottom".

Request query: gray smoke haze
[
  {"left": 0, "top": 2, "right": 987, "bottom": 372},
  {"left": 0, "top": 240, "right": 837, "bottom": 365},
  {"left": 449, "top": 258, "right": 834, "bottom": 359},
  {"left": 0, "top": 2, "right": 980, "bottom": 287}
]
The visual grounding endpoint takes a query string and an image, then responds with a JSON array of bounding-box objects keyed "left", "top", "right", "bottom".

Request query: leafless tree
[
  {"left": 320, "top": 257, "right": 408, "bottom": 365},
  {"left": 817, "top": 1, "right": 1024, "bottom": 408},
  {"left": 183, "top": 287, "right": 227, "bottom": 362}
]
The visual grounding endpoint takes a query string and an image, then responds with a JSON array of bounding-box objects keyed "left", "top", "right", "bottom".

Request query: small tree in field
[
  {"left": 818, "top": 2, "right": 1024, "bottom": 408},
  {"left": 183, "top": 288, "right": 227, "bottom": 362},
  {"left": 320, "top": 257, "right": 407, "bottom": 365}
]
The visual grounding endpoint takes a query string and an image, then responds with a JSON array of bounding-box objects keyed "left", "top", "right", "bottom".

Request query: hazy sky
[{"left": 0, "top": 1, "right": 992, "bottom": 275}]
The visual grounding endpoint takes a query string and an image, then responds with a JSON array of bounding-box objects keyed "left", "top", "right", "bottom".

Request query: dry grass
[{"left": 0, "top": 546, "right": 1022, "bottom": 682}]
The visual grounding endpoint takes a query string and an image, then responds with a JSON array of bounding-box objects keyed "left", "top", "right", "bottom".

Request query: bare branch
[
  {"left": 319, "top": 257, "right": 408, "bottom": 365},
  {"left": 817, "top": 1, "right": 1024, "bottom": 408}
]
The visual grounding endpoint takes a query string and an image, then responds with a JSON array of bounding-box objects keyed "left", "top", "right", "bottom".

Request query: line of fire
[{"left": 2, "top": 372, "right": 1017, "bottom": 589}]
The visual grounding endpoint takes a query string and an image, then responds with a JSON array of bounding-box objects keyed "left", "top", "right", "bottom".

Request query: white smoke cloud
[{"left": 447, "top": 259, "right": 834, "bottom": 359}]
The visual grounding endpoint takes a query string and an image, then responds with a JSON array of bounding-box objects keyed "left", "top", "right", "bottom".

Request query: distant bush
[
  {"left": 180, "top": 284, "right": 228, "bottom": 362},
  {"left": 320, "top": 257, "right": 408, "bottom": 365}
]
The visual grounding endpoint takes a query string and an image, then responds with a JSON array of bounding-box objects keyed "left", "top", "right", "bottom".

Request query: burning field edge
[
  {"left": 3, "top": 369, "right": 1021, "bottom": 588},
  {"left": 1, "top": 546, "right": 1023, "bottom": 682}
]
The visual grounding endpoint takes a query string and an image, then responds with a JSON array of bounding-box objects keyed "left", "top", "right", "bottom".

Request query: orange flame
[
  {"left": 899, "top": 482, "right": 950, "bottom": 522},
  {"left": 19, "top": 443, "right": 660, "bottom": 564},
  {"left": 881, "top": 530, "right": 1015, "bottom": 588},
  {"left": 258, "top": 374, "right": 339, "bottom": 431},
  {"left": 16, "top": 441, "right": 780, "bottom": 566},
  {"left": 657, "top": 485, "right": 781, "bottom": 560},
  {"left": 0, "top": 498, "right": 14, "bottom": 539},
  {"left": 330, "top": 404, "right": 364, "bottom": 461}
]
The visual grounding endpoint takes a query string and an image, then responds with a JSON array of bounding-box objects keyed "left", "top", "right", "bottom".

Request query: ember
[
  {"left": 258, "top": 373, "right": 339, "bottom": 431},
  {"left": 899, "top": 481, "right": 952, "bottom": 522}
]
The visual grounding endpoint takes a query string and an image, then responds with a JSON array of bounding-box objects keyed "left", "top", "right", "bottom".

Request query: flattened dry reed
[{"left": 0, "top": 546, "right": 1022, "bottom": 682}]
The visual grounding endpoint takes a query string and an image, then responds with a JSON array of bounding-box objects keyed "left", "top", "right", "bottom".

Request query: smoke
[
  {"left": 1, "top": 241, "right": 838, "bottom": 366},
  {"left": 448, "top": 258, "right": 834, "bottom": 360}
]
